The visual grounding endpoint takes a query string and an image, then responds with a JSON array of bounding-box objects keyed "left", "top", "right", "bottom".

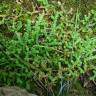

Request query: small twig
[{"left": 93, "top": 80, "right": 96, "bottom": 86}]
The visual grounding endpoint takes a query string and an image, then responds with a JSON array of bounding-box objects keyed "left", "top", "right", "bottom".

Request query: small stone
[{"left": 0, "top": 86, "right": 37, "bottom": 96}]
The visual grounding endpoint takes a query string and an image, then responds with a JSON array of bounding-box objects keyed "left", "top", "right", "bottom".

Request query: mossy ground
[{"left": 0, "top": 0, "right": 96, "bottom": 96}]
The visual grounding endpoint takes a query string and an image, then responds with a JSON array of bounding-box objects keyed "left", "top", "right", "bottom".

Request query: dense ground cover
[{"left": 0, "top": 0, "right": 96, "bottom": 96}]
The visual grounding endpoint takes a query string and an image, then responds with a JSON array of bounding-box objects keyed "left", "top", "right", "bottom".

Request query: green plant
[
  {"left": 37, "top": 0, "right": 48, "bottom": 5},
  {"left": 0, "top": 1, "right": 96, "bottom": 96}
]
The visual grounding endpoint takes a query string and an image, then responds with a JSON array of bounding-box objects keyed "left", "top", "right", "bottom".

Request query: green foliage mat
[{"left": 0, "top": 1, "right": 96, "bottom": 96}]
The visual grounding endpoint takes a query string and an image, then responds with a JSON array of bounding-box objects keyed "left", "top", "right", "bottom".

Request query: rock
[{"left": 0, "top": 86, "right": 37, "bottom": 96}]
